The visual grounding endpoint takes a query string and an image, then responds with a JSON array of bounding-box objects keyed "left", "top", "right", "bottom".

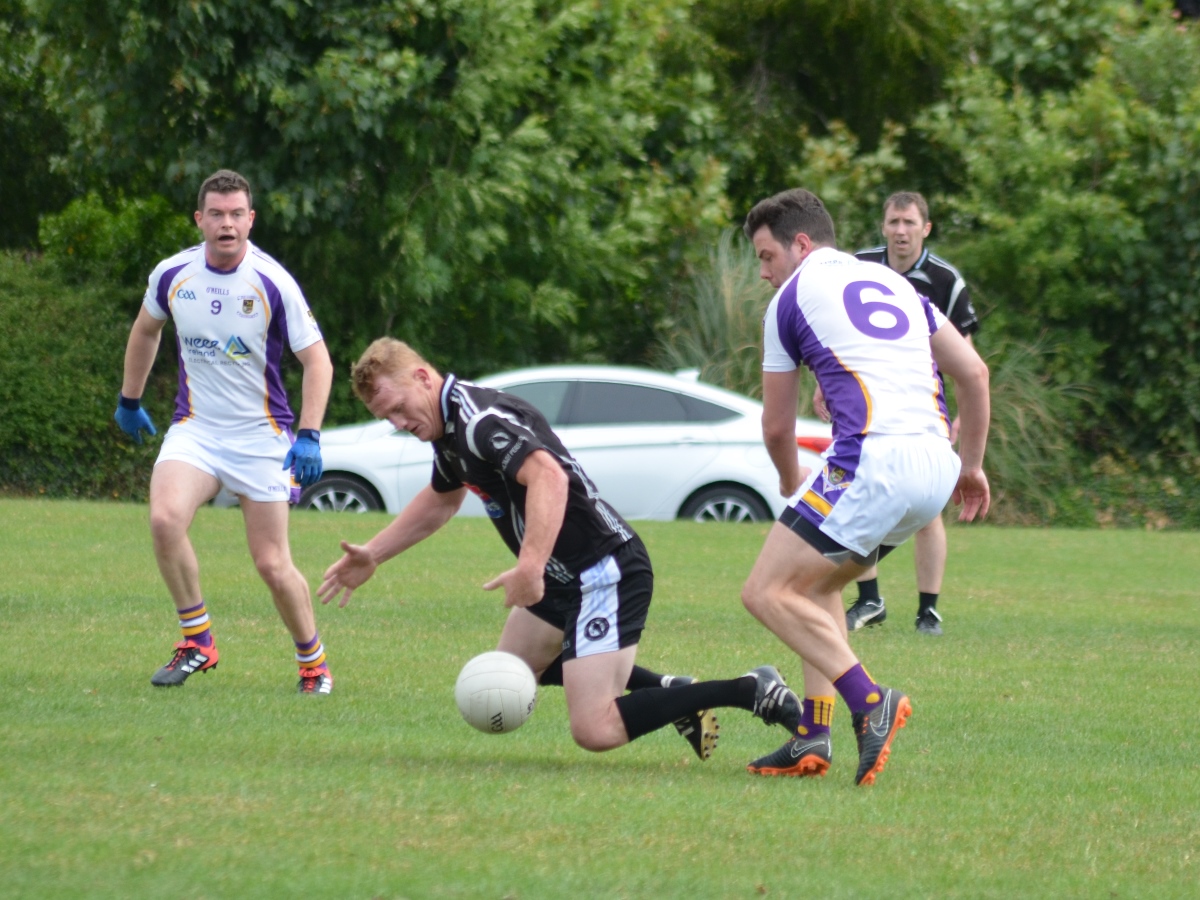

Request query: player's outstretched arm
[
  {"left": 319, "top": 484, "right": 466, "bottom": 607},
  {"left": 483, "top": 450, "right": 567, "bottom": 609}
]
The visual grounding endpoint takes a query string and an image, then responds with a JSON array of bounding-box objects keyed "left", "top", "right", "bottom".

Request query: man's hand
[
  {"left": 482, "top": 562, "right": 546, "bottom": 609},
  {"left": 318, "top": 541, "right": 378, "bottom": 607},
  {"left": 284, "top": 429, "right": 323, "bottom": 487},
  {"left": 813, "top": 385, "right": 830, "bottom": 423},
  {"left": 114, "top": 394, "right": 157, "bottom": 444},
  {"left": 952, "top": 467, "right": 991, "bottom": 522}
]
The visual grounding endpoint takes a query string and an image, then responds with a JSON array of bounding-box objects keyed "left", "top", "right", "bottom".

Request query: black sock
[
  {"left": 857, "top": 578, "right": 881, "bottom": 603},
  {"left": 918, "top": 592, "right": 938, "bottom": 615},
  {"left": 625, "top": 665, "right": 666, "bottom": 691},
  {"left": 614, "top": 677, "right": 757, "bottom": 742}
]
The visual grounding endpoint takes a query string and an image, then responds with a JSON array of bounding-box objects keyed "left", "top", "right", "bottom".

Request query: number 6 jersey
[
  {"left": 762, "top": 246, "right": 951, "bottom": 441},
  {"left": 142, "top": 241, "right": 324, "bottom": 435}
]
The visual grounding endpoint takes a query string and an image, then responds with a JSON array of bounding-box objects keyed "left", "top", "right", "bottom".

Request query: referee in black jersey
[
  {"left": 318, "top": 338, "right": 807, "bottom": 763},
  {"left": 827, "top": 192, "right": 980, "bottom": 637}
]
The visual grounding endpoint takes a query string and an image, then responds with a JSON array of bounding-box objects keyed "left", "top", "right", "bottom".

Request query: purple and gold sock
[
  {"left": 797, "top": 695, "right": 835, "bottom": 737},
  {"left": 295, "top": 633, "right": 327, "bottom": 671},
  {"left": 833, "top": 663, "right": 883, "bottom": 714},
  {"left": 178, "top": 601, "right": 213, "bottom": 647}
]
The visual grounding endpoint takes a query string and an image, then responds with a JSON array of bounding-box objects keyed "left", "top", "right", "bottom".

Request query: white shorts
[
  {"left": 156, "top": 422, "right": 298, "bottom": 503},
  {"left": 786, "top": 432, "right": 960, "bottom": 557}
]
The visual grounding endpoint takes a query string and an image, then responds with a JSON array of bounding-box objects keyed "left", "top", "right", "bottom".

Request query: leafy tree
[
  {"left": 0, "top": 0, "right": 70, "bottom": 248},
  {"left": 33, "top": 0, "right": 729, "bottom": 424},
  {"left": 691, "top": 0, "right": 968, "bottom": 216},
  {"left": 919, "top": 8, "right": 1200, "bottom": 454}
]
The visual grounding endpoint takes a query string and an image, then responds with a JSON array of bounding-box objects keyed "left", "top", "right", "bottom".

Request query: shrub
[
  {"left": 39, "top": 193, "right": 197, "bottom": 290},
  {"left": 0, "top": 252, "right": 168, "bottom": 500}
]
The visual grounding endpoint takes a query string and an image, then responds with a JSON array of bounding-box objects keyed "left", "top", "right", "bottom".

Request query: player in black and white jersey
[
  {"left": 820, "top": 191, "right": 980, "bottom": 637},
  {"left": 318, "top": 338, "right": 807, "bottom": 762}
]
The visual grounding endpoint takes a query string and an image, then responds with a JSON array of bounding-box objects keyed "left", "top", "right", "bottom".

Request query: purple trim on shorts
[
  {"left": 257, "top": 270, "right": 295, "bottom": 431},
  {"left": 791, "top": 433, "right": 865, "bottom": 529}
]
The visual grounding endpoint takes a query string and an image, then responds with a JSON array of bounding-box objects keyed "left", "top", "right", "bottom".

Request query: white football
[{"left": 454, "top": 651, "right": 538, "bottom": 734}]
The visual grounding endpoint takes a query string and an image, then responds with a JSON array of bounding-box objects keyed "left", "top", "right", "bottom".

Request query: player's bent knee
[{"left": 741, "top": 578, "right": 772, "bottom": 620}]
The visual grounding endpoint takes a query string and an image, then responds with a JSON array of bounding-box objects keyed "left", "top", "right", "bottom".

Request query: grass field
[{"left": 1, "top": 498, "right": 1198, "bottom": 899}]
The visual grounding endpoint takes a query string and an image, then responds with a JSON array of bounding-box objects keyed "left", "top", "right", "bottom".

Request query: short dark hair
[
  {"left": 883, "top": 191, "right": 929, "bottom": 224},
  {"left": 743, "top": 188, "right": 837, "bottom": 248},
  {"left": 197, "top": 169, "right": 253, "bottom": 212}
]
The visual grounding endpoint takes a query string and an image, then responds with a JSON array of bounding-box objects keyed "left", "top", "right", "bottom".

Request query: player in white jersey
[
  {"left": 114, "top": 169, "right": 337, "bottom": 694},
  {"left": 738, "top": 188, "right": 990, "bottom": 785}
]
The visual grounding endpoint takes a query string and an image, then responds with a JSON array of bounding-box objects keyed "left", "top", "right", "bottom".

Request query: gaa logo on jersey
[
  {"left": 583, "top": 617, "right": 610, "bottom": 641},
  {"left": 177, "top": 289, "right": 198, "bottom": 301}
]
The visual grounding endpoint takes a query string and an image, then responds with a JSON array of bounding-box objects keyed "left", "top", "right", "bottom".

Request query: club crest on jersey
[
  {"left": 236, "top": 295, "right": 259, "bottom": 319},
  {"left": 223, "top": 335, "right": 251, "bottom": 359},
  {"left": 821, "top": 464, "right": 851, "bottom": 493}
]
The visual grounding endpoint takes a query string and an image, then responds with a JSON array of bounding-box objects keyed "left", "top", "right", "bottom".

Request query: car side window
[
  {"left": 564, "top": 382, "right": 737, "bottom": 425},
  {"left": 502, "top": 381, "right": 572, "bottom": 425}
]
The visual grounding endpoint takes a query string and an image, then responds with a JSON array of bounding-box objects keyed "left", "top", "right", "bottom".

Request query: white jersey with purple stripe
[
  {"left": 142, "top": 241, "right": 323, "bottom": 435},
  {"left": 763, "top": 247, "right": 951, "bottom": 441}
]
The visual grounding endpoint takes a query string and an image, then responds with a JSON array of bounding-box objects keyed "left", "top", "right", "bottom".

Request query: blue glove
[
  {"left": 114, "top": 394, "right": 157, "bottom": 444},
  {"left": 285, "top": 428, "right": 323, "bottom": 487}
]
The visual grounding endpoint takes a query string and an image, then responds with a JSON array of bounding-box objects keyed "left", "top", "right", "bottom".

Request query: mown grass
[{"left": 1, "top": 499, "right": 1197, "bottom": 898}]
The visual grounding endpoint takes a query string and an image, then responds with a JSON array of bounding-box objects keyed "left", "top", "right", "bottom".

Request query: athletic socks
[
  {"left": 918, "top": 592, "right": 939, "bottom": 615},
  {"left": 295, "top": 633, "right": 327, "bottom": 670},
  {"left": 857, "top": 578, "right": 882, "bottom": 603},
  {"left": 177, "top": 601, "right": 213, "bottom": 647},
  {"left": 833, "top": 663, "right": 883, "bottom": 715},
  {"left": 797, "top": 695, "right": 835, "bottom": 737},
  {"left": 614, "top": 677, "right": 757, "bottom": 742}
]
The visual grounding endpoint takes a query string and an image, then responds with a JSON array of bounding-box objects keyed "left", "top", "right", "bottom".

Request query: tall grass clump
[
  {"left": 657, "top": 228, "right": 776, "bottom": 402},
  {"left": 975, "top": 338, "right": 1093, "bottom": 525}
]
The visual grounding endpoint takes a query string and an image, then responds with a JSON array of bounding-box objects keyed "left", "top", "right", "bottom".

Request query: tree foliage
[
  {"left": 33, "top": 0, "right": 728, "bottom": 420},
  {"left": 921, "top": 9, "right": 1200, "bottom": 454}
]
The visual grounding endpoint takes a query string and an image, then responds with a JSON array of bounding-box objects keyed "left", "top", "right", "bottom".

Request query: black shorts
[{"left": 526, "top": 536, "right": 653, "bottom": 661}]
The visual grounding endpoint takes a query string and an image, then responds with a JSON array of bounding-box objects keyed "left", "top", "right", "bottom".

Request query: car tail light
[{"left": 796, "top": 436, "right": 831, "bottom": 453}]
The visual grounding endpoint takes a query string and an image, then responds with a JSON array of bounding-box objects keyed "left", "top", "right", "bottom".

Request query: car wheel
[
  {"left": 297, "top": 475, "right": 383, "bottom": 513},
  {"left": 679, "top": 485, "right": 771, "bottom": 523}
]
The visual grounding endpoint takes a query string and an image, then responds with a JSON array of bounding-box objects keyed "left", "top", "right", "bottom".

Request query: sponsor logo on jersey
[
  {"left": 491, "top": 431, "right": 513, "bottom": 452},
  {"left": 583, "top": 617, "right": 610, "bottom": 641},
  {"left": 466, "top": 484, "right": 506, "bottom": 519},
  {"left": 223, "top": 335, "right": 251, "bottom": 359},
  {"left": 182, "top": 337, "right": 220, "bottom": 350},
  {"left": 206, "top": 286, "right": 229, "bottom": 295}
]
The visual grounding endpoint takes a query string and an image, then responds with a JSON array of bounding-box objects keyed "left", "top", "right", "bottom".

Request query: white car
[{"left": 297, "top": 365, "right": 832, "bottom": 523}]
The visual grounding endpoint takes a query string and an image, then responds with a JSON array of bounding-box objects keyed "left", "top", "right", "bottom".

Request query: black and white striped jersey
[
  {"left": 430, "top": 375, "right": 634, "bottom": 584},
  {"left": 855, "top": 246, "right": 979, "bottom": 337}
]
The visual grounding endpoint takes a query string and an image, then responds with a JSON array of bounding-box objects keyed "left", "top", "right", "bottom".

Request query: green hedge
[{"left": 0, "top": 252, "right": 167, "bottom": 500}]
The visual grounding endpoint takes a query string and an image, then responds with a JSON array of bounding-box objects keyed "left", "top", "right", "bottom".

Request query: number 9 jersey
[
  {"left": 142, "top": 241, "right": 324, "bottom": 436},
  {"left": 762, "top": 247, "right": 952, "bottom": 442}
]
